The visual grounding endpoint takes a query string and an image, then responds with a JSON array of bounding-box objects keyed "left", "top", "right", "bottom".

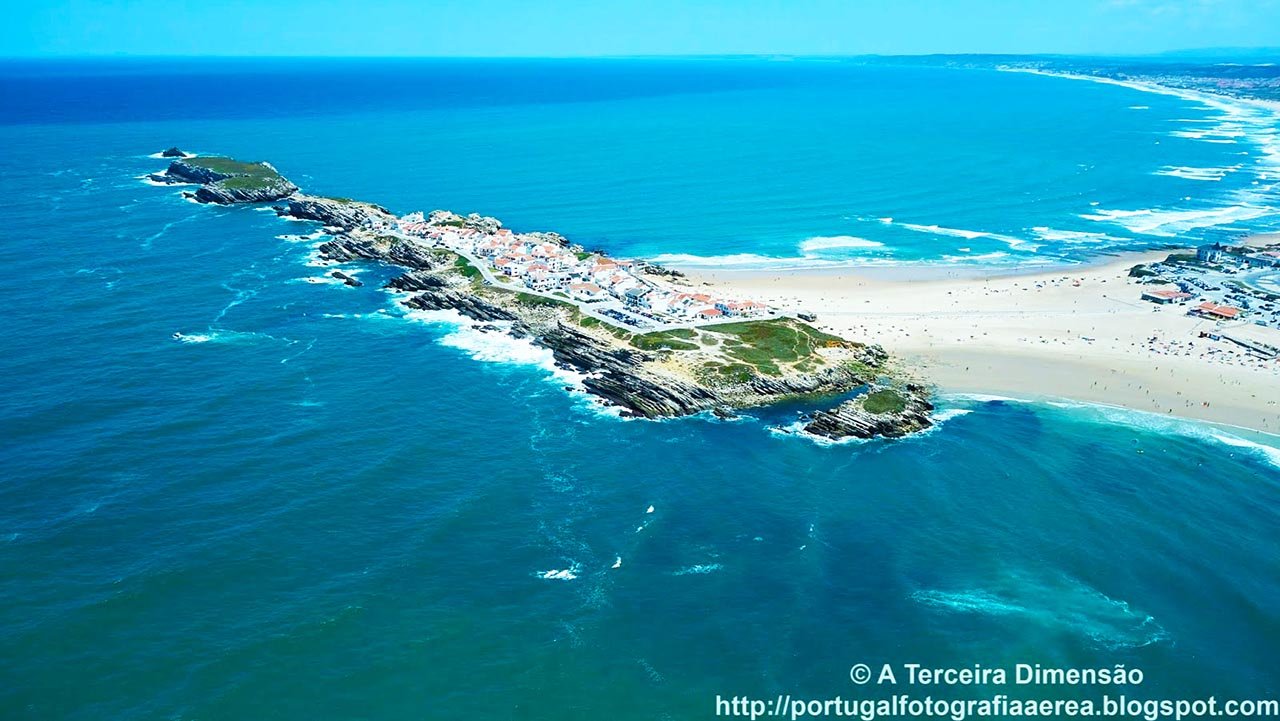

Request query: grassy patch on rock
[{"left": 862, "top": 389, "right": 906, "bottom": 414}]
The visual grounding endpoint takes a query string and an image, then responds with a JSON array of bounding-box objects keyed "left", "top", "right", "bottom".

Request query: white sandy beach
[{"left": 681, "top": 250, "right": 1280, "bottom": 433}]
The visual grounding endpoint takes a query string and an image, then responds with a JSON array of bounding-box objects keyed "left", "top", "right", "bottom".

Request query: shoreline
[
  {"left": 998, "top": 67, "right": 1280, "bottom": 115},
  {"left": 146, "top": 152, "right": 937, "bottom": 439},
  {"left": 677, "top": 247, "right": 1280, "bottom": 434},
  {"left": 146, "top": 151, "right": 1278, "bottom": 438}
]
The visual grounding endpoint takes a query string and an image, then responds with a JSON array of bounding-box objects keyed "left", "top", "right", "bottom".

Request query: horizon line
[{"left": 3, "top": 47, "right": 1279, "bottom": 62}]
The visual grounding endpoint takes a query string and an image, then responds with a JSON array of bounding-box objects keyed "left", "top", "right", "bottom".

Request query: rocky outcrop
[
  {"left": 191, "top": 183, "right": 298, "bottom": 204},
  {"left": 319, "top": 237, "right": 447, "bottom": 271},
  {"left": 148, "top": 158, "right": 298, "bottom": 203},
  {"left": 277, "top": 196, "right": 393, "bottom": 229},
  {"left": 331, "top": 270, "right": 363, "bottom": 287},
  {"left": 538, "top": 323, "right": 725, "bottom": 418},
  {"left": 398, "top": 278, "right": 527, "bottom": 326},
  {"left": 742, "top": 363, "right": 865, "bottom": 399},
  {"left": 148, "top": 160, "right": 224, "bottom": 185},
  {"left": 317, "top": 237, "right": 389, "bottom": 264},
  {"left": 803, "top": 384, "right": 934, "bottom": 440},
  {"left": 160, "top": 146, "right": 190, "bottom": 158}
]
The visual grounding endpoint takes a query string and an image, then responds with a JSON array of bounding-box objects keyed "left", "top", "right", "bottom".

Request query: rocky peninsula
[{"left": 147, "top": 151, "right": 935, "bottom": 439}]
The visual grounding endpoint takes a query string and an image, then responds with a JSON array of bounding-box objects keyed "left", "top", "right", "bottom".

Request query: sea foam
[
  {"left": 798, "top": 235, "right": 885, "bottom": 252},
  {"left": 396, "top": 302, "right": 620, "bottom": 418},
  {"left": 1008, "top": 68, "right": 1280, "bottom": 240},
  {"left": 885, "top": 219, "right": 1040, "bottom": 252},
  {"left": 911, "top": 571, "right": 1169, "bottom": 650},
  {"left": 1153, "top": 165, "right": 1239, "bottom": 181}
]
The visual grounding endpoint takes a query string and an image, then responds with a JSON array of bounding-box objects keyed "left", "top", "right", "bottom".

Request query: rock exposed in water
[
  {"left": 803, "top": 384, "right": 934, "bottom": 440},
  {"left": 160, "top": 146, "right": 189, "bottom": 158},
  {"left": 330, "top": 270, "right": 363, "bottom": 287}
]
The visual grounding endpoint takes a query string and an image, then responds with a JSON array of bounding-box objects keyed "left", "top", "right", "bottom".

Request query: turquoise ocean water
[{"left": 1, "top": 58, "right": 1279, "bottom": 719}]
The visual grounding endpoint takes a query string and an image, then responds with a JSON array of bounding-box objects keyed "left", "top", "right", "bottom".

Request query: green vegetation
[
  {"left": 183, "top": 156, "right": 288, "bottom": 192},
  {"left": 575, "top": 251, "right": 594, "bottom": 261},
  {"left": 453, "top": 255, "right": 483, "bottom": 281},
  {"left": 514, "top": 292, "right": 575, "bottom": 311},
  {"left": 1128, "top": 264, "right": 1158, "bottom": 278},
  {"left": 439, "top": 218, "right": 467, "bottom": 228},
  {"left": 632, "top": 328, "right": 700, "bottom": 351},
  {"left": 184, "top": 156, "right": 279, "bottom": 178},
  {"left": 1164, "top": 252, "right": 1202, "bottom": 265},
  {"left": 627, "top": 319, "right": 857, "bottom": 378},
  {"left": 699, "top": 362, "right": 757, "bottom": 384},
  {"left": 703, "top": 319, "right": 846, "bottom": 376},
  {"left": 578, "top": 315, "right": 633, "bottom": 341},
  {"left": 862, "top": 389, "right": 906, "bottom": 415}
]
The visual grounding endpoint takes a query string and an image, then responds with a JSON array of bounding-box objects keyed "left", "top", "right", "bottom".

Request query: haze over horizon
[{"left": 4, "top": 0, "right": 1279, "bottom": 59}]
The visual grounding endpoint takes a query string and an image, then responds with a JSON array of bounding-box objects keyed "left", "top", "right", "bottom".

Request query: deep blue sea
[{"left": 2, "top": 58, "right": 1279, "bottom": 720}]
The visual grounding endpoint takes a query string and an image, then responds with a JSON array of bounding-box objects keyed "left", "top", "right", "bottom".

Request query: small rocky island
[
  {"left": 149, "top": 155, "right": 298, "bottom": 204},
  {"left": 147, "top": 150, "right": 934, "bottom": 439}
]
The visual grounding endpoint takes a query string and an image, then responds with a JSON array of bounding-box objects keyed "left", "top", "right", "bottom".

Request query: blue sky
[{"left": 3, "top": 0, "right": 1278, "bottom": 57}]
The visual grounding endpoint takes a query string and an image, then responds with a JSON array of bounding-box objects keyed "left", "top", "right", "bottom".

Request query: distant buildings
[{"left": 1197, "top": 243, "right": 1280, "bottom": 269}]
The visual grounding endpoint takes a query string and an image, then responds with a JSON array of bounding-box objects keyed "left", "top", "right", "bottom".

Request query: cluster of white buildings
[{"left": 396, "top": 211, "right": 769, "bottom": 326}]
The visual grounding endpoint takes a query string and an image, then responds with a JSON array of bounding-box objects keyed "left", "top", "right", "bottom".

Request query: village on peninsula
[{"left": 145, "top": 150, "right": 936, "bottom": 439}]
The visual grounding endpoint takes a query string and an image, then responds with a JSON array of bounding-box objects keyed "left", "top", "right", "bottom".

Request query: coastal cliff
[{"left": 146, "top": 151, "right": 935, "bottom": 438}]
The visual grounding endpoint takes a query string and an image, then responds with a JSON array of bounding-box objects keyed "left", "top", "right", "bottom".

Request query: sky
[{"left": 2, "top": 0, "right": 1278, "bottom": 58}]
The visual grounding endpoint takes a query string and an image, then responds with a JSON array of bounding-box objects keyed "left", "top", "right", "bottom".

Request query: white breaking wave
[
  {"left": 798, "top": 235, "right": 885, "bottom": 252},
  {"left": 1209, "top": 433, "right": 1280, "bottom": 470},
  {"left": 672, "top": 563, "right": 723, "bottom": 576},
  {"left": 886, "top": 219, "right": 1040, "bottom": 252},
  {"left": 652, "top": 234, "right": 886, "bottom": 270},
  {"left": 406, "top": 308, "right": 580, "bottom": 382},
  {"left": 1029, "top": 227, "right": 1130, "bottom": 244},
  {"left": 538, "top": 563, "right": 581, "bottom": 581},
  {"left": 1005, "top": 68, "right": 1280, "bottom": 239},
  {"left": 649, "top": 252, "right": 845, "bottom": 269},
  {"left": 396, "top": 302, "right": 621, "bottom": 419},
  {"left": 1153, "top": 165, "right": 1239, "bottom": 181},
  {"left": 955, "top": 393, "right": 1280, "bottom": 470},
  {"left": 651, "top": 251, "right": 1037, "bottom": 271},
  {"left": 1080, "top": 202, "right": 1276, "bottom": 238}
]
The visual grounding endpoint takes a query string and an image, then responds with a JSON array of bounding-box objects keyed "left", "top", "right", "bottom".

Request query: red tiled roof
[{"left": 1196, "top": 301, "right": 1241, "bottom": 319}]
